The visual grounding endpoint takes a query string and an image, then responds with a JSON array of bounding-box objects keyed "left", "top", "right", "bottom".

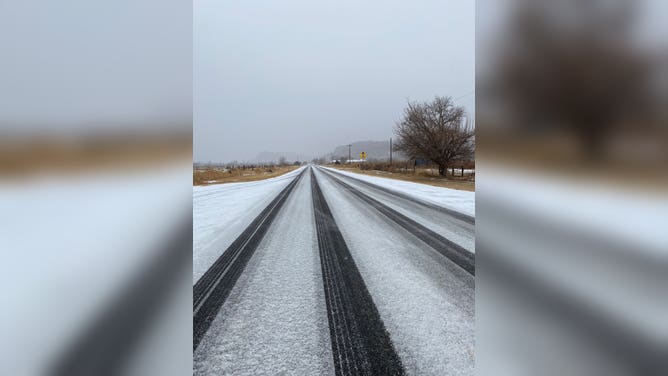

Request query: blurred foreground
[
  {"left": 478, "top": 0, "right": 667, "bottom": 375},
  {"left": 0, "top": 0, "right": 192, "bottom": 374},
  {"left": 0, "top": 135, "right": 193, "bottom": 376}
]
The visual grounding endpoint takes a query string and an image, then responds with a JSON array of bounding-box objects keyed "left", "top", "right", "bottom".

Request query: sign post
[{"left": 359, "top": 152, "right": 367, "bottom": 160}]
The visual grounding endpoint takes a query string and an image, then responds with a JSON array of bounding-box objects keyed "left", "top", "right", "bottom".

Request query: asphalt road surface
[{"left": 193, "top": 166, "right": 474, "bottom": 376}]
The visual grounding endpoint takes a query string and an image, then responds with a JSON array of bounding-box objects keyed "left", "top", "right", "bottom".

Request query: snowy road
[{"left": 193, "top": 166, "right": 474, "bottom": 375}]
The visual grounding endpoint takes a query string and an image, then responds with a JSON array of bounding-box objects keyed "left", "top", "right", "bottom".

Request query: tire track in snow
[
  {"left": 322, "top": 167, "right": 474, "bottom": 253},
  {"left": 193, "top": 168, "right": 306, "bottom": 350},
  {"left": 311, "top": 167, "right": 405, "bottom": 376},
  {"left": 318, "top": 167, "right": 475, "bottom": 276},
  {"left": 323, "top": 167, "right": 474, "bottom": 225}
]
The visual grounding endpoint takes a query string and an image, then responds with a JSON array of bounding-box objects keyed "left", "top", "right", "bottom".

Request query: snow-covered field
[
  {"left": 321, "top": 166, "right": 475, "bottom": 217},
  {"left": 192, "top": 167, "right": 306, "bottom": 283}
]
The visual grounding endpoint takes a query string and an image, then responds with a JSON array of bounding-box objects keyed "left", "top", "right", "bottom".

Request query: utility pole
[
  {"left": 348, "top": 144, "right": 352, "bottom": 164},
  {"left": 389, "top": 137, "right": 393, "bottom": 165}
]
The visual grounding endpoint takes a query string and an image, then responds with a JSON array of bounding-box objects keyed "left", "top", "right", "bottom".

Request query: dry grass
[
  {"left": 476, "top": 129, "right": 668, "bottom": 192},
  {"left": 329, "top": 165, "right": 475, "bottom": 191},
  {"left": 193, "top": 165, "right": 299, "bottom": 186},
  {"left": 0, "top": 133, "right": 191, "bottom": 178}
]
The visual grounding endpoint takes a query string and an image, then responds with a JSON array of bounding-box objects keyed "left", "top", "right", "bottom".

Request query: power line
[{"left": 452, "top": 90, "right": 475, "bottom": 102}]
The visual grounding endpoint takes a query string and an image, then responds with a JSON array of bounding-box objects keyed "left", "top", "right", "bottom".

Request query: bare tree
[
  {"left": 493, "top": 0, "right": 651, "bottom": 160},
  {"left": 278, "top": 156, "right": 287, "bottom": 166},
  {"left": 394, "top": 96, "right": 474, "bottom": 176}
]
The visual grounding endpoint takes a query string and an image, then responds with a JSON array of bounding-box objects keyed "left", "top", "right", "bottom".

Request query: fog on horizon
[{"left": 194, "top": 0, "right": 475, "bottom": 163}]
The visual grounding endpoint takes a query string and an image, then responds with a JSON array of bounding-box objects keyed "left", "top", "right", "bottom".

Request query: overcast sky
[
  {"left": 194, "top": 0, "right": 475, "bottom": 163},
  {"left": 0, "top": 0, "right": 191, "bottom": 133}
]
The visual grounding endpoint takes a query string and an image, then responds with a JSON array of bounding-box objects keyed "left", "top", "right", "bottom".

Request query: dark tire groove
[
  {"left": 324, "top": 167, "right": 474, "bottom": 225},
  {"left": 53, "top": 218, "right": 192, "bottom": 376},
  {"left": 319, "top": 167, "right": 475, "bottom": 276},
  {"left": 311, "top": 167, "right": 405, "bottom": 376},
  {"left": 193, "top": 168, "right": 306, "bottom": 351}
]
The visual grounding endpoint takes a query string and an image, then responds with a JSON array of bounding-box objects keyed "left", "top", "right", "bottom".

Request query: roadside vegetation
[
  {"left": 325, "top": 95, "right": 475, "bottom": 191},
  {"left": 394, "top": 96, "right": 474, "bottom": 177},
  {"left": 193, "top": 162, "right": 301, "bottom": 185},
  {"left": 477, "top": 0, "right": 667, "bottom": 189},
  {"left": 0, "top": 133, "right": 191, "bottom": 178},
  {"left": 329, "top": 160, "right": 474, "bottom": 191}
]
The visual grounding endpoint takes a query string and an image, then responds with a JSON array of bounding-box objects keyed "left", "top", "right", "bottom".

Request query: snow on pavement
[
  {"left": 0, "top": 163, "right": 191, "bottom": 376},
  {"left": 322, "top": 166, "right": 475, "bottom": 217},
  {"left": 477, "top": 163, "right": 668, "bottom": 375},
  {"left": 314, "top": 168, "right": 475, "bottom": 376},
  {"left": 193, "top": 166, "right": 306, "bottom": 283},
  {"left": 322, "top": 168, "right": 474, "bottom": 253},
  {"left": 193, "top": 171, "right": 334, "bottom": 375},
  {"left": 478, "top": 165, "right": 668, "bottom": 254}
]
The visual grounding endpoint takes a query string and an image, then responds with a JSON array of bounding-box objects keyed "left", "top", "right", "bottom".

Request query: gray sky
[
  {"left": 194, "top": 0, "right": 475, "bottom": 163},
  {"left": 0, "top": 0, "right": 191, "bottom": 132}
]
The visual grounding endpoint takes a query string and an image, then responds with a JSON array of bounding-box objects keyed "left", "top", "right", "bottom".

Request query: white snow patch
[
  {"left": 0, "top": 163, "right": 191, "bottom": 376},
  {"left": 478, "top": 164, "right": 668, "bottom": 254},
  {"left": 321, "top": 167, "right": 474, "bottom": 217},
  {"left": 193, "top": 167, "right": 306, "bottom": 283}
]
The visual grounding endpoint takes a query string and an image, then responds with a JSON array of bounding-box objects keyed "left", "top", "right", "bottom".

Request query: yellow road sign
[{"left": 359, "top": 152, "right": 367, "bottom": 160}]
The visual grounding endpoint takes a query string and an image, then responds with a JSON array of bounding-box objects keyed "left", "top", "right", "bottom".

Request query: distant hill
[
  {"left": 251, "top": 140, "right": 405, "bottom": 164},
  {"left": 252, "top": 151, "right": 311, "bottom": 163},
  {"left": 329, "top": 140, "right": 405, "bottom": 161}
]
